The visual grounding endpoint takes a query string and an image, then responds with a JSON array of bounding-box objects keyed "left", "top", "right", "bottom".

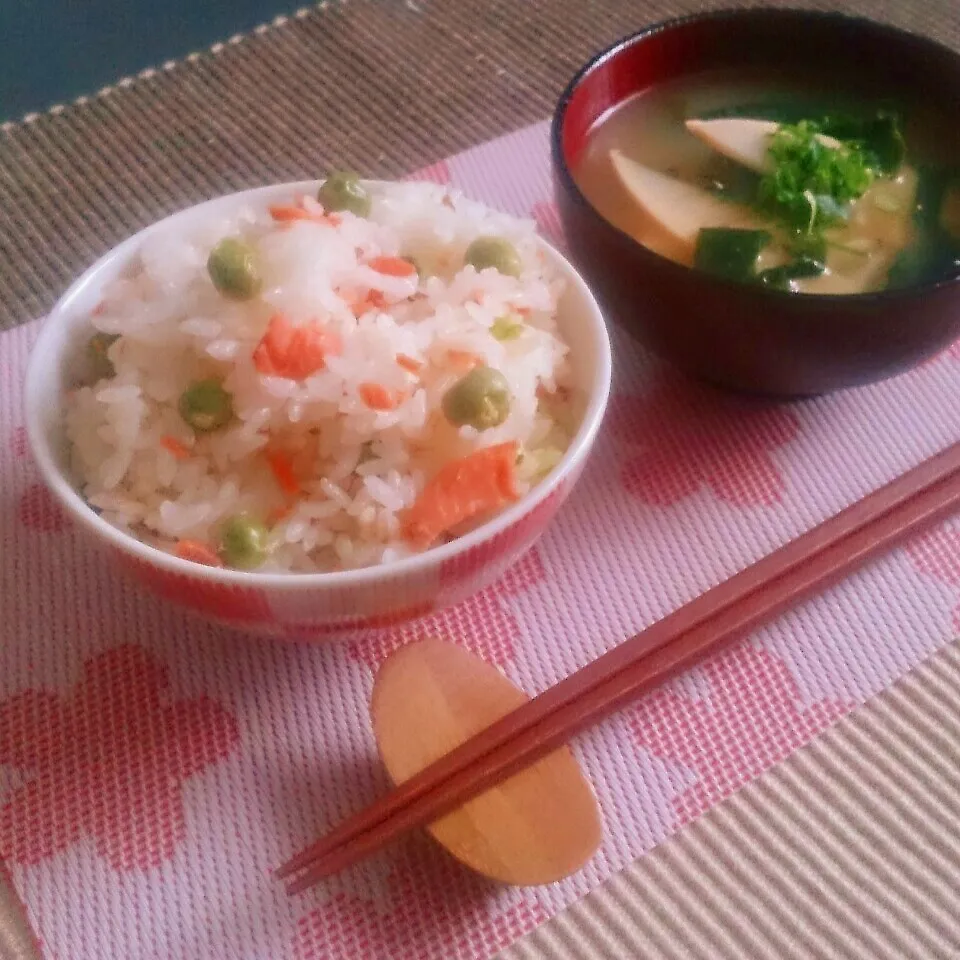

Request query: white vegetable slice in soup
[
  {"left": 800, "top": 166, "right": 919, "bottom": 295},
  {"left": 608, "top": 149, "right": 766, "bottom": 263},
  {"left": 684, "top": 118, "right": 843, "bottom": 174}
]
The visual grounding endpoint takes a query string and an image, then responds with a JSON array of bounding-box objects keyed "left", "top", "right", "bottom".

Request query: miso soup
[{"left": 575, "top": 71, "right": 960, "bottom": 295}]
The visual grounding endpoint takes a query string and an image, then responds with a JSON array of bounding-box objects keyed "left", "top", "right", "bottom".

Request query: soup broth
[{"left": 576, "top": 71, "right": 960, "bottom": 295}]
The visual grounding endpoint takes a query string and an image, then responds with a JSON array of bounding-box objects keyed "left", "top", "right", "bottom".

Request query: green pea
[
  {"left": 318, "top": 172, "right": 371, "bottom": 217},
  {"left": 442, "top": 366, "right": 512, "bottom": 430},
  {"left": 219, "top": 514, "right": 270, "bottom": 570},
  {"left": 464, "top": 236, "right": 522, "bottom": 277},
  {"left": 490, "top": 315, "right": 524, "bottom": 341},
  {"left": 178, "top": 379, "right": 234, "bottom": 432},
  {"left": 88, "top": 332, "right": 119, "bottom": 380},
  {"left": 207, "top": 237, "right": 262, "bottom": 301}
]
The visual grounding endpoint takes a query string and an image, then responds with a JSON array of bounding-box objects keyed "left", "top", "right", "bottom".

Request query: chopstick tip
[
  {"left": 285, "top": 871, "right": 319, "bottom": 896},
  {"left": 275, "top": 843, "right": 324, "bottom": 879}
]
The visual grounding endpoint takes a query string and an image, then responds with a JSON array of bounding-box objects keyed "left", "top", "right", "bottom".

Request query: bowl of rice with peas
[{"left": 25, "top": 175, "right": 611, "bottom": 638}]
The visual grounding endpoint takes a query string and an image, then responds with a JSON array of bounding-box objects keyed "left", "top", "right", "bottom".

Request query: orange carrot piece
[
  {"left": 269, "top": 204, "right": 311, "bottom": 222},
  {"left": 368, "top": 255, "right": 417, "bottom": 278},
  {"left": 175, "top": 540, "right": 223, "bottom": 567},
  {"left": 253, "top": 314, "right": 342, "bottom": 379},
  {"left": 159, "top": 435, "right": 191, "bottom": 460},
  {"left": 253, "top": 314, "right": 295, "bottom": 375},
  {"left": 396, "top": 353, "right": 423, "bottom": 374},
  {"left": 265, "top": 449, "right": 301, "bottom": 495},
  {"left": 401, "top": 442, "right": 520, "bottom": 548},
  {"left": 359, "top": 382, "right": 402, "bottom": 411},
  {"left": 269, "top": 203, "right": 341, "bottom": 226},
  {"left": 348, "top": 289, "right": 388, "bottom": 316},
  {"left": 447, "top": 349, "right": 484, "bottom": 369}
]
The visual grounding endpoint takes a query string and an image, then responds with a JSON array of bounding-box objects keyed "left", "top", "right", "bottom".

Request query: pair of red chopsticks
[{"left": 278, "top": 439, "right": 960, "bottom": 894}]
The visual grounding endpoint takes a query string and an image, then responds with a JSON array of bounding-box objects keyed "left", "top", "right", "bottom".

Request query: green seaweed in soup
[
  {"left": 886, "top": 166, "right": 960, "bottom": 289},
  {"left": 576, "top": 71, "right": 960, "bottom": 295}
]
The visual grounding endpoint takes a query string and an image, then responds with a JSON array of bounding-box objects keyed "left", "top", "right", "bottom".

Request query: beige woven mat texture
[
  {"left": 1, "top": 0, "right": 958, "bottom": 329},
  {"left": 502, "top": 638, "right": 960, "bottom": 960}
]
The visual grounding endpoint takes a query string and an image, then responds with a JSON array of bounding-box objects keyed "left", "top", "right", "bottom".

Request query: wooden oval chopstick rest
[
  {"left": 370, "top": 637, "right": 602, "bottom": 886},
  {"left": 280, "top": 440, "right": 960, "bottom": 892}
]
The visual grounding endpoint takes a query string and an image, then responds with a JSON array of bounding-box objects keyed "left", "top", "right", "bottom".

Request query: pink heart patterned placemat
[{"left": 3, "top": 121, "right": 960, "bottom": 960}]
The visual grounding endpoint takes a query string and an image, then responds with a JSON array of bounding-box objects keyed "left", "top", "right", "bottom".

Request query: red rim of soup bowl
[{"left": 550, "top": 8, "right": 960, "bottom": 396}]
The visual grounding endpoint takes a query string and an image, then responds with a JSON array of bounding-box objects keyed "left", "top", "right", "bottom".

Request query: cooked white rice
[{"left": 65, "top": 181, "right": 577, "bottom": 572}]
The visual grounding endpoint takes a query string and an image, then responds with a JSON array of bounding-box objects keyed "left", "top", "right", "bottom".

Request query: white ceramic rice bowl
[{"left": 24, "top": 181, "right": 612, "bottom": 638}]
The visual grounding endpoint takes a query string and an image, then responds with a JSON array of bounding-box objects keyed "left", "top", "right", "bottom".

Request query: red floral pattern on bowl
[{"left": 349, "top": 546, "right": 546, "bottom": 668}]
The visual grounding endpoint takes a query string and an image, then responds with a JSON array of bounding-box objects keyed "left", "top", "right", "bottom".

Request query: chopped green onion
[{"left": 759, "top": 121, "right": 875, "bottom": 234}]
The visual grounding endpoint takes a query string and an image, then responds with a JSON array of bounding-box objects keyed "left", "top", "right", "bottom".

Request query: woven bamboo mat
[
  {"left": 502, "top": 637, "right": 960, "bottom": 960},
  {"left": 2, "top": 2, "right": 960, "bottom": 958},
  {"left": 0, "top": 0, "right": 957, "bottom": 329}
]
